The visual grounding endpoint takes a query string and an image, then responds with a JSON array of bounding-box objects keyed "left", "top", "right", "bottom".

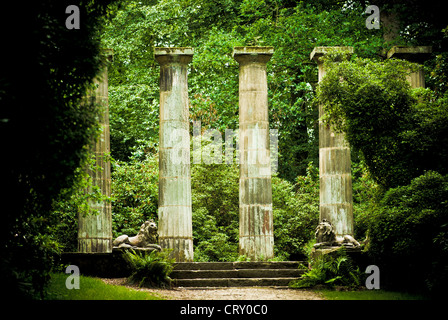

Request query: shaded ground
[{"left": 101, "top": 278, "right": 324, "bottom": 300}]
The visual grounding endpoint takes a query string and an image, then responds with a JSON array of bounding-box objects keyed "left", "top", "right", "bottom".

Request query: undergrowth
[
  {"left": 122, "top": 249, "right": 175, "bottom": 288},
  {"left": 289, "top": 247, "right": 363, "bottom": 289}
]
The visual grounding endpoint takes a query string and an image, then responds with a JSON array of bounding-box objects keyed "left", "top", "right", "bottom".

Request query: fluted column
[
  {"left": 233, "top": 46, "right": 274, "bottom": 261},
  {"left": 78, "top": 49, "right": 113, "bottom": 253},
  {"left": 155, "top": 47, "right": 193, "bottom": 262},
  {"left": 311, "top": 46, "right": 354, "bottom": 239}
]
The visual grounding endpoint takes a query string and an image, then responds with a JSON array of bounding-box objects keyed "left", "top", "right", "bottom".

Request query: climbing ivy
[{"left": 317, "top": 55, "right": 448, "bottom": 189}]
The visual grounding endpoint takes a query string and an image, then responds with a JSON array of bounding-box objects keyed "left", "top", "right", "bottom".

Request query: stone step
[
  {"left": 171, "top": 261, "right": 306, "bottom": 287},
  {"left": 173, "top": 261, "right": 305, "bottom": 271},
  {"left": 171, "top": 268, "right": 305, "bottom": 279},
  {"left": 173, "top": 277, "right": 300, "bottom": 288}
]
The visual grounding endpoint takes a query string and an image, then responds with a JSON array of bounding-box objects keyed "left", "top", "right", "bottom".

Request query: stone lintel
[
  {"left": 386, "top": 46, "right": 432, "bottom": 62},
  {"left": 310, "top": 46, "right": 354, "bottom": 63}
]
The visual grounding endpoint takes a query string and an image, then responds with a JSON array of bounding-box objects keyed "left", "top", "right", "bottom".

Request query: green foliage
[
  {"left": 317, "top": 54, "right": 448, "bottom": 296},
  {"left": 428, "top": 52, "right": 448, "bottom": 96},
  {"left": 380, "top": 0, "right": 447, "bottom": 49},
  {"left": 351, "top": 158, "right": 381, "bottom": 241},
  {"left": 111, "top": 152, "right": 159, "bottom": 237},
  {"left": 191, "top": 161, "right": 240, "bottom": 261},
  {"left": 403, "top": 89, "right": 448, "bottom": 179},
  {"left": 109, "top": 85, "right": 160, "bottom": 161},
  {"left": 101, "top": 1, "right": 162, "bottom": 161},
  {"left": 122, "top": 249, "right": 175, "bottom": 288},
  {"left": 366, "top": 171, "right": 448, "bottom": 296},
  {"left": 273, "top": 162, "right": 319, "bottom": 260},
  {"left": 1, "top": 0, "right": 116, "bottom": 299},
  {"left": 194, "top": 232, "right": 240, "bottom": 262},
  {"left": 109, "top": 147, "right": 313, "bottom": 262},
  {"left": 239, "top": 0, "right": 384, "bottom": 179},
  {"left": 102, "top": 0, "right": 386, "bottom": 179},
  {"left": 191, "top": 159, "right": 319, "bottom": 261},
  {"left": 51, "top": 152, "right": 115, "bottom": 252},
  {"left": 289, "top": 247, "right": 362, "bottom": 289},
  {"left": 318, "top": 56, "right": 448, "bottom": 188}
]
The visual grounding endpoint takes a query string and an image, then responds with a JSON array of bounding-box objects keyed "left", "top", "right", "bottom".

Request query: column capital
[
  {"left": 154, "top": 47, "right": 194, "bottom": 65},
  {"left": 386, "top": 46, "right": 432, "bottom": 63},
  {"left": 233, "top": 46, "right": 274, "bottom": 64},
  {"left": 310, "top": 46, "right": 353, "bottom": 64}
]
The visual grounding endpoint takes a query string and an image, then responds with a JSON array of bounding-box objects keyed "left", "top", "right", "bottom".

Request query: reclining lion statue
[
  {"left": 113, "top": 219, "right": 161, "bottom": 250},
  {"left": 314, "top": 219, "right": 360, "bottom": 248}
]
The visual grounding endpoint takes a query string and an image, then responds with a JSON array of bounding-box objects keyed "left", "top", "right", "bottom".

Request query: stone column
[
  {"left": 78, "top": 49, "right": 113, "bottom": 253},
  {"left": 387, "top": 46, "right": 432, "bottom": 88},
  {"left": 233, "top": 46, "right": 274, "bottom": 261},
  {"left": 310, "top": 46, "right": 354, "bottom": 239},
  {"left": 155, "top": 47, "right": 194, "bottom": 262}
]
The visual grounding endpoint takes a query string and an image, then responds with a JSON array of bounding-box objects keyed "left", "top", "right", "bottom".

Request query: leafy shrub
[
  {"left": 194, "top": 233, "right": 239, "bottom": 262},
  {"left": 191, "top": 159, "right": 319, "bottom": 261},
  {"left": 366, "top": 171, "right": 448, "bottom": 296},
  {"left": 427, "top": 52, "right": 448, "bottom": 96},
  {"left": 289, "top": 247, "right": 362, "bottom": 289},
  {"left": 273, "top": 162, "right": 319, "bottom": 260},
  {"left": 111, "top": 153, "right": 159, "bottom": 238},
  {"left": 351, "top": 158, "right": 382, "bottom": 241},
  {"left": 318, "top": 56, "right": 448, "bottom": 189},
  {"left": 51, "top": 153, "right": 114, "bottom": 252},
  {"left": 191, "top": 162, "right": 240, "bottom": 261},
  {"left": 122, "top": 249, "right": 174, "bottom": 288},
  {"left": 315, "top": 53, "right": 448, "bottom": 297}
]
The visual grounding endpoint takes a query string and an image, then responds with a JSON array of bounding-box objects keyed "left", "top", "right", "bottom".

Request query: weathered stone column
[
  {"left": 155, "top": 47, "right": 194, "bottom": 262},
  {"left": 233, "top": 46, "right": 274, "bottom": 261},
  {"left": 78, "top": 49, "right": 113, "bottom": 253},
  {"left": 387, "top": 46, "right": 432, "bottom": 88},
  {"left": 310, "top": 46, "right": 354, "bottom": 239}
]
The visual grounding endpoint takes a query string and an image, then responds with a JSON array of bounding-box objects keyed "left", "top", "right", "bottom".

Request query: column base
[
  {"left": 78, "top": 238, "right": 112, "bottom": 253},
  {"left": 159, "top": 237, "right": 194, "bottom": 262},
  {"left": 239, "top": 236, "right": 274, "bottom": 261}
]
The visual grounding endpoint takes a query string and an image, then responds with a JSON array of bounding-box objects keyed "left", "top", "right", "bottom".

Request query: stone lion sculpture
[
  {"left": 315, "top": 219, "right": 336, "bottom": 244},
  {"left": 113, "top": 219, "right": 161, "bottom": 250},
  {"left": 314, "top": 219, "right": 360, "bottom": 248}
]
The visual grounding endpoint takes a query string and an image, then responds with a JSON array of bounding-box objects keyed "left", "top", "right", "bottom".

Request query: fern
[
  {"left": 122, "top": 249, "right": 175, "bottom": 288},
  {"left": 289, "top": 247, "right": 362, "bottom": 289}
]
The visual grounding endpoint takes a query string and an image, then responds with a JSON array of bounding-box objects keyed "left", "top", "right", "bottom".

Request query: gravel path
[{"left": 101, "top": 278, "right": 324, "bottom": 300}]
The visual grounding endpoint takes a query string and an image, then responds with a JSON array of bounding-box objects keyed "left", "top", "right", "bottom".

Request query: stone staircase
[{"left": 171, "top": 261, "right": 307, "bottom": 288}]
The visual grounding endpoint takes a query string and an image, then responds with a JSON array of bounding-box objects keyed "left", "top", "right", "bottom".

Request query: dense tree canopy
[{"left": 102, "top": 0, "right": 387, "bottom": 180}]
